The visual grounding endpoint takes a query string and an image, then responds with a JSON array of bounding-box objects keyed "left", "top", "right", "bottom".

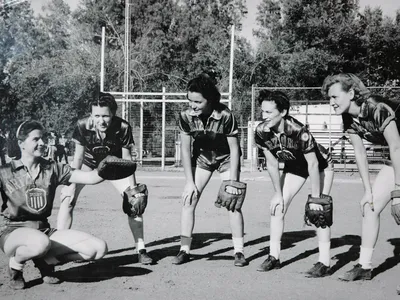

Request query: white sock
[
  {"left": 232, "top": 237, "right": 244, "bottom": 255},
  {"left": 269, "top": 241, "right": 281, "bottom": 259},
  {"left": 180, "top": 236, "right": 192, "bottom": 254},
  {"left": 359, "top": 247, "right": 374, "bottom": 269},
  {"left": 136, "top": 238, "right": 145, "bottom": 252},
  {"left": 318, "top": 241, "right": 331, "bottom": 267},
  {"left": 9, "top": 257, "right": 24, "bottom": 271}
]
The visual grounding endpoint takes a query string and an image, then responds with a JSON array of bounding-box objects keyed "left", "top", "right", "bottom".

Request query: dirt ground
[{"left": 0, "top": 169, "right": 399, "bottom": 300}]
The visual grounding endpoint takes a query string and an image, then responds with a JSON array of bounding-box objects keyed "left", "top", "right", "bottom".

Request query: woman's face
[
  {"left": 187, "top": 91, "right": 213, "bottom": 116},
  {"left": 91, "top": 105, "right": 114, "bottom": 132},
  {"left": 19, "top": 129, "right": 45, "bottom": 157},
  {"left": 327, "top": 82, "right": 354, "bottom": 115},
  {"left": 261, "top": 100, "right": 285, "bottom": 130}
]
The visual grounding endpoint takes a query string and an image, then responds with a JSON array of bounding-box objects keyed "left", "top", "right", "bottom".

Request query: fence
[{"left": 113, "top": 85, "right": 400, "bottom": 171}]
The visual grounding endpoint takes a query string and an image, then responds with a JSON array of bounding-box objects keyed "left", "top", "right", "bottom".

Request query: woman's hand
[
  {"left": 270, "top": 192, "right": 284, "bottom": 216},
  {"left": 360, "top": 190, "right": 374, "bottom": 216},
  {"left": 182, "top": 181, "right": 199, "bottom": 206}
]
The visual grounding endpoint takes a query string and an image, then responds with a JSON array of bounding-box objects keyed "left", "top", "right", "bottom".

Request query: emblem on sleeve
[{"left": 301, "top": 132, "right": 309, "bottom": 142}]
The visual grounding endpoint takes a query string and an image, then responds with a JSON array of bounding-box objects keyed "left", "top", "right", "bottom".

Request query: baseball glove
[
  {"left": 304, "top": 194, "right": 333, "bottom": 228},
  {"left": 122, "top": 184, "right": 148, "bottom": 217},
  {"left": 215, "top": 180, "right": 247, "bottom": 212},
  {"left": 391, "top": 190, "right": 400, "bottom": 225},
  {"left": 97, "top": 155, "right": 137, "bottom": 180}
]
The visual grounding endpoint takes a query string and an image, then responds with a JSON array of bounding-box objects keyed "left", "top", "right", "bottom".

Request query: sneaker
[
  {"left": 338, "top": 264, "right": 372, "bottom": 281},
  {"left": 257, "top": 255, "right": 281, "bottom": 272},
  {"left": 172, "top": 250, "right": 190, "bottom": 265},
  {"left": 234, "top": 252, "right": 248, "bottom": 267},
  {"left": 305, "top": 262, "right": 330, "bottom": 278},
  {"left": 8, "top": 267, "right": 25, "bottom": 290},
  {"left": 138, "top": 249, "right": 153, "bottom": 265},
  {"left": 33, "top": 259, "right": 61, "bottom": 284}
]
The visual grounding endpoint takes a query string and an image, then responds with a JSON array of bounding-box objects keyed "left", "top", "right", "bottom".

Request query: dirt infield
[{"left": 0, "top": 170, "right": 399, "bottom": 300}]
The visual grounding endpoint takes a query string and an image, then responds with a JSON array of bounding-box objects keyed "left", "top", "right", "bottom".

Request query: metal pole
[
  {"left": 228, "top": 25, "right": 235, "bottom": 110},
  {"left": 123, "top": 0, "right": 130, "bottom": 120},
  {"left": 161, "top": 87, "right": 166, "bottom": 171},
  {"left": 250, "top": 84, "right": 255, "bottom": 171},
  {"left": 100, "top": 27, "right": 105, "bottom": 92},
  {"left": 140, "top": 100, "right": 144, "bottom": 165}
]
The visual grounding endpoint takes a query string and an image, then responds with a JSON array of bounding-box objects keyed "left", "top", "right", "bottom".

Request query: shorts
[
  {"left": 192, "top": 150, "right": 231, "bottom": 173},
  {"left": 0, "top": 218, "right": 56, "bottom": 252},
  {"left": 283, "top": 150, "right": 328, "bottom": 179}
]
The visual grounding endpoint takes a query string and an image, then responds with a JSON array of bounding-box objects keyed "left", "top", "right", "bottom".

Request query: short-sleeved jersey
[
  {"left": 72, "top": 116, "right": 135, "bottom": 169},
  {"left": 178, "top": 103, "right": 238, "bottom": 155},
  {"left": 0, "top": 158, "right": 72, "bottom": 221},
  {"left": 254, "top": 116, "right": 328, "bottom": 170},
  {"left": 343, "top": 96, "right": 400, "bottom": 146}
]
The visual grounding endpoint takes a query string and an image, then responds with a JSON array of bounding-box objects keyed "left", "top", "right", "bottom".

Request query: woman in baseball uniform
[
  {"left": 322, "top": 73, "right": 400, "bottom": 282},
  {"left": 173, "top": 73, "right": 248, "bottom": 267},
  {"left": 254, "top": 90, "right": 334, "bottom": 277},
  {"left": 0, "top": 120, "right": 107, "bottom": 289}
]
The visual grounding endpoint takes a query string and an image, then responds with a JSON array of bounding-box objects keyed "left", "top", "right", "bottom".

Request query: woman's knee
[
  {"left": 93, "top": 239, "right": 108, "bottom": 260},
  {"left": 25, "top": 234, "right": 51, "bottom": 257}
]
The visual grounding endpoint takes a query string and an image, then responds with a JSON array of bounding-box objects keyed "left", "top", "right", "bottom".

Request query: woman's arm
[
  {"left": 304, "top": 151, "right": 320, "bottom": 197},
  {"left": 227, "top": 136, "right": 240, "bottom": 181},
  {"left": 264, "top": 149, "right": 281, "bottom": 195},
  {"left": 122, "top": 147, "right": 138, "bottom": 187},
  {"left": 383, "top": 121, "right": 400, "bottom": 188},
  {"left": 349, "top": 133, "right": 372, "bottom": 193},
  {"left": 181, "top": 134, "right": 194, "bottom": 184}
]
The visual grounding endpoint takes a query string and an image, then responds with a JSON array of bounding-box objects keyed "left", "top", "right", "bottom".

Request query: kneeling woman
[{"left": 0, "top": 121, "right": 108, "bottom": 289}]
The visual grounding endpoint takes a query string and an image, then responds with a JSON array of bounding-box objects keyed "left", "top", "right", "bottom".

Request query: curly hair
[
  {"left": 16, "top": 120, "right": 44, "bottom": 141},
  {"left": 321, "top": 73, "right": 370, "bottom": 106},
  {"left": 257, "top": 90, "right": 291, "bottom": 116},
  {"left": 187, "top": 73, "right": 221, "bottom": 107},
  {"left": 89, "top": 92, "right": 118, "bottom": 115}
]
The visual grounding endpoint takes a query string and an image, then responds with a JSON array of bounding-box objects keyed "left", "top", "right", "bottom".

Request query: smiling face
[
  {"left": 187, "top": 91, "right": 213, "bottom": 116},
  {"left": 327, "top": 82, "right": 354, "bottom": 115},
  {"left": 261, "top": 100, "right": 286, "bottom": 130},
  {"left": 19, "top": 129, "right": 45, "bottom": 158},
  {"left": 91, "top": 105, "right": 114, "bottom": 132}
]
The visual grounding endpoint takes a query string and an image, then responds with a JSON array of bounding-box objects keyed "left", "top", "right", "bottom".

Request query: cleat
[
  {"left": 234, "top": 252, "right": 248, "bottom": 267},
  {"left": 172, "top": 250, "right": 190, "bottom": 265},
  {"left": 338, "top": 264, "right": 372, "bottom": 281},
  {"left": 257, "top": 255, "right": 281, "bottom": 272},
  {"left": 138, "top": 249, "right": 153, "bottom": 265},
  {"left": 305, "top": 262, "right": 330, "bottom": 278},
  {"left": 33, "top": 259, "right": 61, "bottom": 284},
  {"left": 8, "top": 267, "right": 25, "bottom": 290}
]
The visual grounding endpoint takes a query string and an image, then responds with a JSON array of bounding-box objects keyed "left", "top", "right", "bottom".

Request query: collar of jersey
[
  {"left": 188, "top": 108, "right": 222, "bottom": 120},
  {"left": 11, "top": 158, "right": 51, "bottom": 171}
]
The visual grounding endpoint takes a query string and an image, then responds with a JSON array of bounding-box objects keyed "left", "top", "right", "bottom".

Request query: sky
[{"left": 31, "top": 0, "right": 400, "bottom": 48}]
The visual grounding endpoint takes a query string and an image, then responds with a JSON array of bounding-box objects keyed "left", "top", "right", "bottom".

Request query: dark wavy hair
[
  {"left": 16, "top": 120, "right": 44, "bottom": 141},
  {"left": 187, "top": 73, "right": 221, "bottom": 108},
  {"left": 89, "top": 92, "right": 118, "bottom": 115},
  {"left": 321, "top": 73, "right": 370, "bottom": 106},
  {"left": 257, "top": 90, "right": 291, "bottom": 116}
]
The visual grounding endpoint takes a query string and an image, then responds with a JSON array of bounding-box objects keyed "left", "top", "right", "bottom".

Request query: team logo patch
[
  {"left": 93, "top": 145, "right": 111, "bottom": 155},
  {"left": 301, "top": 132, "right": 309, "bottom": 142},
  {"left": 26, "top": 188, "right": 47, "bottom": 212}
]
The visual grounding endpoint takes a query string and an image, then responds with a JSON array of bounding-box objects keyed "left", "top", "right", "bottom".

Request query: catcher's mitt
[
  {"left": 122, "top": 184, "right": 148, "bottom": 217},
  {"left": 304, "top": 194, "right": 333, "bottom": 228},
  {"left": 391, "top": 190, "right": 400, "bottom": 225},
  {"left": 215, "top": 180, "right": 247, "bottom": 212},
  {"left": 97, "top": 155, "right": 137, "bottom": 180}
]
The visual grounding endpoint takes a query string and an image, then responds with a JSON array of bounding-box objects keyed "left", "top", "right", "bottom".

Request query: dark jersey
[
  {"left": 72, "top": 116, "right": 135, "bottom": 169},
  {"left": 178, "top": 103, "right": 238, "bottom": 155},
  {"left": 0, "top": 158, "right": 72, "bottom": 221},
  {"left": 255, "top": 116, "right": 328, "bottom": 173},
  {"left": 343, "top": 96, "right": 400, "bottom": 146}
]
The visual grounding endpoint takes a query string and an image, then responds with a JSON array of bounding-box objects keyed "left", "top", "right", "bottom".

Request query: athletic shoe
[
  {"left": 338, "top": 264, "right": 372, "bottom": 281},
  {"left": 33, "top": 259, "right": 61, "bottom": 284},
  {"left": 305, "top": 262, "right": 330, "bottom": 278},
  {"left": 172, "top": 250, "right": 190, "bottom": 265},
  {"left": 257, "top": 255, "right": 281, "bottom": 272},
  {"left": 8, "top": 267, "right": 25, "bottom": 290},
  {"left": 234, "top": 252, "right": 248, "bottom": 267},
  {"left": 138, "top": 249, "right": 153, "bottom": 265}
]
